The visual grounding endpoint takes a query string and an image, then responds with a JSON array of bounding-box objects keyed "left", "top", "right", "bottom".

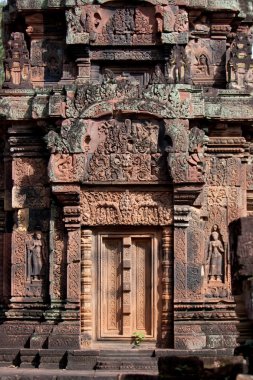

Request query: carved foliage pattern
[
  {"left": 80, "top": 191, "right": 172, "bottom": 226},
  {"left": 51, "top": 206, "right": 66, "bottom": 300},
  {"left": 71, "top": 84, "right": 190, "bottom": 119},
  {"left": 174, "top": 228, "right": 186, "bottom": 300},
  {"left": 12, "top": 158, "right": 49, "bottom": 209},
  {"left": 187, "top": 209, "right": 204, "bottom": 299},
  {"left": 67, "top": 229, "right": 80, "bottom": 300}
]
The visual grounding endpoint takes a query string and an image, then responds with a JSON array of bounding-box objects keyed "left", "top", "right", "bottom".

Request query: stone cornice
[
  {"left": 1, "top": 85, "right": 253, "bottom": 121},
  {"left": 13, "top": 0, "right": 241, "bottom": 14}
]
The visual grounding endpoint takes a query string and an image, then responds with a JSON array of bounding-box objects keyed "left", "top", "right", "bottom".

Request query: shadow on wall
[{"left": 229, "top": 217, "right": 253, "bottom": 345}]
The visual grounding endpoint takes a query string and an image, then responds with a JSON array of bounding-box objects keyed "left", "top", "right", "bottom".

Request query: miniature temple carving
[{"left": 4, "top": 32, "right": 30, "bottom": 87}]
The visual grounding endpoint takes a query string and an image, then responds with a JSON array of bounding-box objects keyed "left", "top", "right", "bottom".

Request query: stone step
[
  {"left": 0, "top": 367, "right": 158, "bottom": 379},
  {"left": 95, "top": 357, "right": 157, "bottom": 371}
]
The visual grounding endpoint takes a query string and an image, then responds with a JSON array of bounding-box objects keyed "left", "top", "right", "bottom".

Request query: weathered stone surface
[{"left": 1, "top": 0, "right": 253, "bottom": 368}]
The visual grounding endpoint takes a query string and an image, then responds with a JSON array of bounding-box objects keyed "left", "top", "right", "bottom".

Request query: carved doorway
[{"left": 96, "top": 231, "right": 160, "bottom": 342}]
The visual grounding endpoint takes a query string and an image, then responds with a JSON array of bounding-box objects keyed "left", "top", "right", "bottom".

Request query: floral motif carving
[
  {"left": 51, "top": 206, "right": 66, "bottom": 300},
  {"left": 80, "top": 190, "right": 173, "bottom": 226},
  {"left": 13, "top": 158, "right": 47, "bottom": 186}
]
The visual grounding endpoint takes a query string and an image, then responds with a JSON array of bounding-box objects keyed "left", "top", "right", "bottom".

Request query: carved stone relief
[
  {"left": 80, "top": 190, "right": 173, "bottom": 226},
  {"left": 200, "top": 155, "right": 247, "bottom": 299},
  {"left": 47, "top": 118, "right": 171, "bottom": 183},
  {"left": 51, "top": 205, "right": 67, "bottom": 300},
  {"left": 228, "top": 32, "right": 253, "bottom": 90},
  {"left": 12, "top": 158, "right": 50, "bottom": 209},
  {"left": 206, "top": 224, "right": 225, "bottom": 283},
  {"left": 165, "top": 120, "right": 207, "bottom": 183},
  {"left": 167, "top": 45, "right": 190, "bottom": 84},
  {"left": 26, "top": 231, "right": 45, "bottom": 281},
  {"left": 66, "top": 4, "right": 189, "bottom": 46},
  {"left": 12, "top": 229, "right": 48, "bottom": 298},
  {"left": 66, "top": 78, "right": 191, "bottom": 119},
  {"left": 186, "top": 39, "right": 226, "bottom": 86},
  {"left": 187, "top": 208, "right": 205, "bottom": 299},
  {"left": 85, "top": 119, "right": 169, "bottom": 183},
  {"left": 30, "top": 39, "right": 63, "bottom": 84},
  {"left": 4, "top": 32, "right": 30, "bottom": 88}
]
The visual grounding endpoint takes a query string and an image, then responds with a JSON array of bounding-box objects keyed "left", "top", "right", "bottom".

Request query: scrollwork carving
[{"left": 80, "top": 190, "right": 173, "bottom": 226}]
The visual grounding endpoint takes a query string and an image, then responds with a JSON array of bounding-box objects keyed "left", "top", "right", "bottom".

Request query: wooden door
[{"left": 98, "top": 233, "right": 158, "bottom": 340}]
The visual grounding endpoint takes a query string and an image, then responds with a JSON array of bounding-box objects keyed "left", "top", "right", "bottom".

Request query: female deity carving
[
  {"left": 206, "top": 225, "right": 224, "bottom": 282},
  {"left": 26, "top": 231, "right": 45, "bottom": 281}
]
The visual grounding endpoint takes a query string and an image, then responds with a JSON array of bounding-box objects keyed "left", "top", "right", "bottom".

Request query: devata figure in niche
[
  {"left": 26, "top": 231, "right": 45, "bottom": 281},
  {"left": 206, "top": 225, "right": 224, "bottom": 282}
]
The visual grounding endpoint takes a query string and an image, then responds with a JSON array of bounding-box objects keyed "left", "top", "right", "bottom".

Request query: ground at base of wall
[{"left": 0, "top": 350, "right": 248, "bottom": 380}]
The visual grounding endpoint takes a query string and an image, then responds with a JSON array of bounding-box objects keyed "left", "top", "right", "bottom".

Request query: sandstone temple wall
[{"left": 0, "top": 0, "right": 253, "bottom": 352}]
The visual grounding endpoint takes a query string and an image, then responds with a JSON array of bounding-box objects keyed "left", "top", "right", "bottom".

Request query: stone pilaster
[
  {"left": 80, "top": 229, "right": 93, "bottom": 348},
  {"left": 47, "top": 185, "right": 81, "bottom": 349}
]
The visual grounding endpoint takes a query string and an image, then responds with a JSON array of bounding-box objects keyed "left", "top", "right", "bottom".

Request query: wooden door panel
[
  {"left": 99, "top": 233, "right": 156, "bottom": 340},
  {"left": 101, "top": 237, "right": 122, "bottom": 336},
  {"left": 132, "top": 238, "right": 152, "bottom": 335}
]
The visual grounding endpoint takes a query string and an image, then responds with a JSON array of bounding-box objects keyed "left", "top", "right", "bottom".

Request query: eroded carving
[
  {"left": 4, "top": 32, "right": 30, "bottom": 87},
  {"left": 228, "top": 32, "right": 253, "bottom": 89}
]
